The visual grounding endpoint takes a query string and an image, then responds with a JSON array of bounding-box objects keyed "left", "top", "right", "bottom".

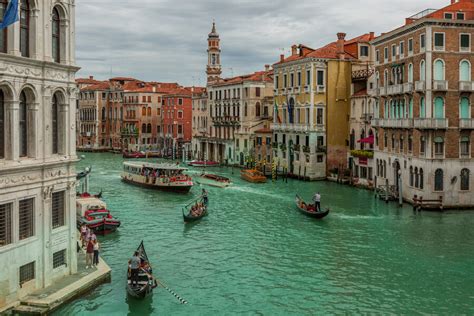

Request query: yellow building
[{"left": 272, "top": 33, "right": 372, "bottom": 179}]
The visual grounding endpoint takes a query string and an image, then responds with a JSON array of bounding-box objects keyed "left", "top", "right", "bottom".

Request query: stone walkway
[{"left": 11, "top": 248, "right": 111, "bottom": 315}]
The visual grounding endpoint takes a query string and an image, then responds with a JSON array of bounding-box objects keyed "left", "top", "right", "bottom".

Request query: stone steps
[{"left": 11, "top": 304, "right": 49, "bottom": 316}]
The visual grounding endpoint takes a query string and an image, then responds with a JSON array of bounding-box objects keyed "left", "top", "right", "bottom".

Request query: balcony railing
[
  {"left": 316, "top": 85, "right": 326, "bottom": 94},
  {"left": 433, "top": 80, "right": 448, "bottom": 91},
  {"left": 459, "top": 81, "right": 473, "bottom": 92},
  {"left": 459, "top": 118, "right": 474, "bottom": 129},
  {"left": 414, "top": 118, "right": 448, "bottom": 129},
  {"left": 378, "top": 87, "right": 387, "bottom": 96},
  {"left": 415, "top": 81, "right": 425, "bottom": 92},
  {"left": 270, "top": 123, "right": 324, "bottom": 132},
  {"left": 387, "top": 84, "right": 403, "bottom": 95},
  {"left": 372, "top": 118, "right": 414, "bottom": 128},
  {"left": 403, "top": 82, "right": 414, "bottom": 93}
]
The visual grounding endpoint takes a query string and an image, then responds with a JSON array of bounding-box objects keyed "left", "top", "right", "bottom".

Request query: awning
[{"left": 357, "top": 134, "right": 374, "bottom": 144}]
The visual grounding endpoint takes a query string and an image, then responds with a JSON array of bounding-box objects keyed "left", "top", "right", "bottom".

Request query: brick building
[{"left": 371, "top": 0, "right": 474, "bottom": 207}]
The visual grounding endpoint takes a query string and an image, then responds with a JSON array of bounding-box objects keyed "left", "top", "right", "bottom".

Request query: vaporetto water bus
[{"left": 121, "top": 161, "right": 194, "bottom": 193}]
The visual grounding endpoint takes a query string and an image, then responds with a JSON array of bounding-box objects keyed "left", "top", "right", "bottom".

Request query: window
[
  {"left": 457, "top": 12, "right": 465, "bottom": 20},
  {"left": 297, "top": 72, "right": 301, "bottom": 86},
  {"left": 317, "top": 71, "right": 324, "bottom": 86},
  {"left": 419, "top": 169, "right": 424, "bottom": 189},
  {"left": 52, "top": 191, "right": 65, "bottom": 229},
  {"left": 290, "top": 74, "right": 294, "bottom": 87},
  {"left": 460, "top": 34, "right": 470, "bottom": 52},
  {"left": 460, "top": 60, "right": 471, "bottom": 82},
  {"left": 420, "top": 60, "right": 426, "bottom": 81},
  {"left": 0, "top": 0, "right": 8, "bottom": 53},
  {"left": 52, "top": 7, "right": 61, "bottom": 63},
  {"left": 178, "top": 125, "right": 183, "bottom": 134},
  {"left": 420, "top": 34, "right": 426, "bottom": 50},
  {"left": 435, "top": 169, "right": 444, "bottom": 191},
  {"left": 434, "top": 136, "right": 444, "bottom": 157},
  {"left": 19, "top": 262, "right": 35, "bottom": 285},
  {"left": 391, "top": 44, "right": 396, "bottom": 59},
  {"left": 19, "top": 91, "right": 28, "bottom": 157},
  {"left": 420, "top": 97, "right": 425, "bottom": 118},
  {"left": 434, "top": 60, "right": 445, "bottom": 81},
  {"left": 408, "top": 135, "right": 413, "bottom": 152},
  {"left": 255, "top": 102, "right": 260, "bottom": 117},
  {"left": 20, "top": 0, "right": 30, "bottom": 57},
  {"left": 360, "top": 46, "right": 369, "bottom": 57},
  {"left": 283, "top": 74, "right": 287, "bottom": 88},
  {"left": 142, "top": 107, "right": 146, "bottom": 116},
  {"left": 317, "top": 155, "right": 323, "bottom": 163},
  {"left": 460, "top": 97, "right": 470, "bottom": 119},
  {"left": 434, "top": 97, "right": 444, "bottom": 119},
  {"left": 52, "top": 94, "right": 59, "bottom": 154},
  {"left": 178, "top": 111, "right": 183, "bottom": 119},
  {"left": 461, "top": 169, "right": 470, "bottom": 191},
  {"left": 275, "top": 75, "right": 279, "bottom": 89},
  {"left": 399, "top": 42, "right": 404, "bottom": 56},
  {"left": 434, "top": 33, "right": 445, "bottom": 50},
  {"left": 147, "top": 107, "right": 151, "bottom": 116},
  {"left": 19, "top": 198, "right": 34, "bottom": 240},
  {"left": 316, "top": 108, "right": 323, "bottom": 125},
  {"left": 444, "top": 12, "right": 453, "bottom": 19},
  {"left": 410, "top": 167, "right": 414, "bottom": 186},
  {"left": 420, "top": 136, "right": 426, "bottom": 155},
  {"left": 408, "top": 63, "right": 413, "bottom": 83},
  {"left": 460, "top": 136, "right": 470, "bottom": 157},
  {"left": 306, "top": 70, "right": 310, "bottom": 86},
  {"left": 408, "top": 38, "right": 413, "bottom": 54},
  {"left": 0, "top": 90, "right": 4, "bottom": 159},
  {"left": 376, "top": 50, "right": 380, "bottom": 63},
  {"left": 0, "top": 202, "right": 12, "bottom": 247},
  {"left": 178, "top": 98, "right": 183, "bottom": 105},
  {"left": 53, "top": 249, "right": 66, "bottom": 269},
  {"left": 384, "top": 47, "right": 388, "bottom": 61}
]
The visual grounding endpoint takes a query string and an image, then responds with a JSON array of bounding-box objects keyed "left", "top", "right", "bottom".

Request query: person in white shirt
[{"left": 312, "top": 192, "right": 321, "bottom": 212}]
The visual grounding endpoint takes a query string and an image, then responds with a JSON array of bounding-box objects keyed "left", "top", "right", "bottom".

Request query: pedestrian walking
[
  {"left": 312, "top": 192, "right": 321, "bottom": 212},
  {"left": 93, "top": 240, "right": 100, "bottom": 266},
  {"left": 86, "top": 239, "right": 94, "bottom": 269}
]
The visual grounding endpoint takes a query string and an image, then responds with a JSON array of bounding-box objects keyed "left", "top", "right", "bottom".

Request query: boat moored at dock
[
  {"left": 187, "top": 160, "right": 219, "bottom": 167},
  {"left": 76, "top": 195, "right": 121, "bottom": 235},
  {"left": 121, "top": 161, "right": 194, "bottom": 193}
]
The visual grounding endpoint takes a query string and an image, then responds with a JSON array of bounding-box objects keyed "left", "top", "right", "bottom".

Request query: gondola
[
  {"left": 294, "top": 194, "right": 330, "bottom": 219},
  {"left": 76, "top": 166, "right": 92, "bottom": 180},
  {"left": 126, "top": 241, "right": 157, "bottom": 299},
  {"left": 182, "top": 198, "right": 208, "bottom": 223}
]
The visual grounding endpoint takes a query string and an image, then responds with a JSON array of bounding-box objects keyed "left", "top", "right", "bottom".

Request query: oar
[{"left": 155, "top": 279, "right": 188, "bottom": 304}]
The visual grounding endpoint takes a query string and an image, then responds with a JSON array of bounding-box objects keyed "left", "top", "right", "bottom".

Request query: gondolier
[
  {"left": 312, "top": 192, "right": 321, "bottom": 212},
  {"left": 202, "top": 189, "right": 208, "bottom": 205},
  {"left": 129, "top": 251, "right": 141, "bottom": 286}
]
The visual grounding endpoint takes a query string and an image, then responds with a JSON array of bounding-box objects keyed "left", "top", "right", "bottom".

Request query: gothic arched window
[
  {"left": 52, "top": 94, "right": 59, "bottom": 154},
  {"left": 434, "top": 169, "right": 444, "bottom": 192},
  {"left": 52, "top": 7, "right": 61, "bottom": 63},
  {"left": 461, "top": 168, "right": 470, "bottom": 191},
  {"left": 19, "top": 91, "right": 28, "bottom": 157},
  {"left": 20, "top": 0, "right": 30, "bottom": 57}
]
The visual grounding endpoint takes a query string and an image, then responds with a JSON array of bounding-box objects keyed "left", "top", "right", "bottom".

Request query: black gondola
[
  {"left": 295, "top": 194, "right": 330, "bottom": 219},
  {"left": 182, "top": 198, "right": 208, "bottom": 223},
  {"left": 126, "top": 241, "right": 157, "bottom": 299},
  {"left": 76, "top": 166, "right": 92, "bottom": 180}
]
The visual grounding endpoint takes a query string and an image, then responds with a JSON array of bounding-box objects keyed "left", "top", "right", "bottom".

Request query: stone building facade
[
  {"left": 0, "top": 0, "right": 79, "bottom": 308},
  {"left": 371, "top": 0, "right": 474, "bottom": 207}
]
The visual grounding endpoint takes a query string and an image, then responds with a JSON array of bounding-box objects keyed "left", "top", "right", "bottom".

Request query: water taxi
[
  {"left": 196, "top": 173, "right": 231, "bottom": 188},
  {"left": 240, "top": 169, "right": 267, "bottom": 183},
  {"left": 121, "top": 161, "right": 193, "bottom": 193},
  {"left": 187, "top": 160, "right": 219, "bottom": 168},
  {"left": 76, "top": 194, "right": 121, "bottom": 235}
]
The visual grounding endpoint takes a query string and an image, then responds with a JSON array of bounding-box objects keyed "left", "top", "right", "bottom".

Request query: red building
[{"left": 161, "top": 87, "right": 198, "bottom": 158}]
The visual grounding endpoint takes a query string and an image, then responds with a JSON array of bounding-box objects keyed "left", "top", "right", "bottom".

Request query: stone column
[
  {"left": 67, "top": 187, "right": 78, "bottom": 274},
  {"left": 59, "top": 102, "right": 69, "bottom": 156},
  {"left": 27, "top": 103, "right": 39, "bottom": 159},
  {"left": 7, "top": 19, "right": 20, "bottom": 56},
  {"left": 41, "top": 187, "right": 53, "bottom": 288},
  {"left": 6, "top": 101, "right": 19, "bottom": 160},
  {"left": 30, "top": 9, "right": 40, "bottom": 60}
]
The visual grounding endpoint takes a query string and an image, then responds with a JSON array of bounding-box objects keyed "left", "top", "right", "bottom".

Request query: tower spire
[{"left": 206, "top": 21, "right": 222, "bottom": 85}]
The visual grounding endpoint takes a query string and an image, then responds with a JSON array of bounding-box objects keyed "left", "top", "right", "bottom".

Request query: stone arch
[{"left": 51, "top": 2, "right": 69, "bottom": 64}]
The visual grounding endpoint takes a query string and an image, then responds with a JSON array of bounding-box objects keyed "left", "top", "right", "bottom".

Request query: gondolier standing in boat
[
  {"left": 129, "top": 251, "right": 141, "bottom": 286},
  {"left": 313, "top": 192, "right": 321, "bottom": 212},
  {"left": 202, "top": 188, "right": 208, "bottom": 205}
]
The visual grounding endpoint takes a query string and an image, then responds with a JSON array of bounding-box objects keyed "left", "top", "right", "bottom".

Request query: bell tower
[{"left": 207, "top": 22, "right": 222, "bottom": 85}]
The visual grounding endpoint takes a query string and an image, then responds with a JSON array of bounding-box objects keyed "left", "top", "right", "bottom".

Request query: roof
[
  {"left": 163, "top": 87, "right": 194, "bottom": 97},
  {"left": 211, "top": 70, "right": 273, "bottom": 87},
  {"left": 76, "top": 77, "right": 102, "bottom": 85},
  {"left": 81, "top": 82, "right": 110, "bottom": 92},
  {"left": 110, "top": 77, "right": 138, "bottom": 82},
  {"left": 123, "top": 161, "right": 189, "bottom": 171}
]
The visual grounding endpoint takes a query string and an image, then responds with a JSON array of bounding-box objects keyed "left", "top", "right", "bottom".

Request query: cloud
[{"left": 76, "top": 0, "right": 447, "bottom": 85}]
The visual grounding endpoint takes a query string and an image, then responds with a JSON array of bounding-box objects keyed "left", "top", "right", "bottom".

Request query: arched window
[
  {"left": 419, "top": 168, "right": 424, "bottom": 189},
  {"left": 434, "top": 59, "right": 445, "bottom": 81},
  {"left": 0, "top": 0, "right": 8, "bottom": 53},
  {"left": 147, "top": 107, "right": 151, "bottom": 116},
  {"left": 52, "top": 94, "right": 59, "bottom": 154},
  {"left": 434, "top": 169, "right": 444, "bottom": 191},
  {"left": 368, "top": 129, "right": 374, "bottom": 150},
  {"left": 420, "top": 97, "right": 425, "bottom": 118},
  {"left": 244, "top": 103, "right": 248, "bottom": 117},
  {"left": 460, "top": 60, "right": 471, "bottom": 82},
  {"left": 434, "top": 136, "right": 444, "bottom": 157},
  {"left": 360, "top": 129, "right": 366, "bottom": 150},
  {"left": 101, "top": 107, "right": 106, "bottom": 120},
  {"left": 434, "top": 97, "right": 444, "bottom": 119},
  {"left": 408, "top": 63, "right": 413, "bottom": 83},
  {"left": 19, "top": 91, "right": 28, "bottom": 157},
  {"left": 0, "top": 89, "right": 4, "bottom": 159},
  {"left": 414, "top": 167, "right": 419, "bottom": 188},
  {"left": 409, "top": 98, "right": 413, "bottom": 118},
  {"left": 141, "top": 124, "right": 146, "bottom": 133},
  {"left": 461, "top": 168, "right": 470, "bottom": 191},
  {"left": 420, "top": 60, "right": 426, "bottom": 81},
  {"left": 410, "top": 166, "right": 414, "bottom": 186},
  {"left": 20, "top": 0, "right": 30, "bottom": 57},
  {"left": 147, "top": 124, "right": 152, "bottom": 133},
  {"left": 350, "top": 129, "right": 355, "bottom": 150},
  {"left": 460, "top": 97, "right": 470, "bottom": 119},
  {"left": 383, "top": 160, "right": 387, "bottom": 178},
  {"left": 142, "top": 107, "right": 146, "bottom": 116},
  {"left": 52, "top": 7, "right": 61, "bottom": 63},
  {"left": 255, "top": 102, "right": 261, "bottom": 117}
]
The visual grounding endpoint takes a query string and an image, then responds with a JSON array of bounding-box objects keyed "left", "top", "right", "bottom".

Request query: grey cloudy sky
[{"left": 76, "top": 0, "right": 447, "bottom": 86}]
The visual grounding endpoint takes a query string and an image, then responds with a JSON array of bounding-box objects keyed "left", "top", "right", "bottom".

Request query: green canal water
[{"left": 54, "top": 153, "right": 474, "bottom": 315}]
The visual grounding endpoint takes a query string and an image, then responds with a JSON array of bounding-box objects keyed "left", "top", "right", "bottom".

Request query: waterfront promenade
[{"left": 53, "top": 153, "right": 474, "bottom": 315}]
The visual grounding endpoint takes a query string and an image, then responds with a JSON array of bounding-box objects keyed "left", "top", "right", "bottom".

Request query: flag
[
  {"left": 274, "top": 102, "right": 281, "bottom": 124},
  {"left": 0, "top": 0, "right": 19, "bottom": 30}
]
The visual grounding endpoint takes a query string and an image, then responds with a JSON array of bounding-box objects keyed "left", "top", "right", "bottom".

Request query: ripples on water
[{"left": 54, "top": 154, "right": 474, "bottom": 315}]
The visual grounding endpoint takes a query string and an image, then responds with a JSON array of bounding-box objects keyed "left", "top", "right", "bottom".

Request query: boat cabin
[{"left": 76, "top": 196, "right": 107, "bottom": 217}]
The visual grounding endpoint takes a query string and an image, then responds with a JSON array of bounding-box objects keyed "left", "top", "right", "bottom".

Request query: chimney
[
  {"left": 152, "top": 86, "right": 156, "bottom": 93},
  {"left": 291, "top": 44, "right": 297, "bottom": 56},
  {"left": 265, "top": 64, "right": 270, "bottom": 72},
  {"left": 369, "top": 32, "right": 375, "bottom": 40},
  {"left": 89, "top": 76, "right": 94, "bottom": 80},
  {"left": 336, "top": 32, "right": 346, "bottom": 60},
  {"left": 280, "top": 54, "right": 285, "bottom": 62}
]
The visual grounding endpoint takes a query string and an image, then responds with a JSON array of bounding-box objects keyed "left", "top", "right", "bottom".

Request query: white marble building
[{"left": 0, "top": 0, "right": 79, "bottom": 309}]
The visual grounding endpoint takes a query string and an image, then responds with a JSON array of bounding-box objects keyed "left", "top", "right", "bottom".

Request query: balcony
[
  {"left": 387, "top": 84, "right": 403, "bottom": 95},
  {"left": 316, "top": 85, "right": 326, "bottom": 94},
  {"left": 415, "top": 81, "right": 425, "bottom": 92},
  {"left": 378, "top": 87, "right": 387, "bottom": 96},
  {"left": 414, "top": 118, "right": 449, "bottom": 129},
  {"left": 459, "top": 118, "right": 474, "bottom": 129},
  {"left": 403, "top": 82, "right": 414, "bottom": 94},
  {"left": 304, "top": 86, "right": 310, "bottom": 93},
  {"left": 459, "top": 81, "right": 474, "bottom": 92},
  {"left": 433, "top": 80, "right": 448, "bottom": 91},
  {"left": 374, "top": 118, "right": 414, "bottom": 128}
]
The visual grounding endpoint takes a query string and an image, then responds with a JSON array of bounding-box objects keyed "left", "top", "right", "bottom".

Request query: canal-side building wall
[
  {"left": 371, "top": 0, "right": 474, "bottom": 208},
  {"left": 0, "top": 0, "right": 79, "bottom": 308},
  {"left": 191, "top": 88, "right": 209, "bottom": 160}
]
